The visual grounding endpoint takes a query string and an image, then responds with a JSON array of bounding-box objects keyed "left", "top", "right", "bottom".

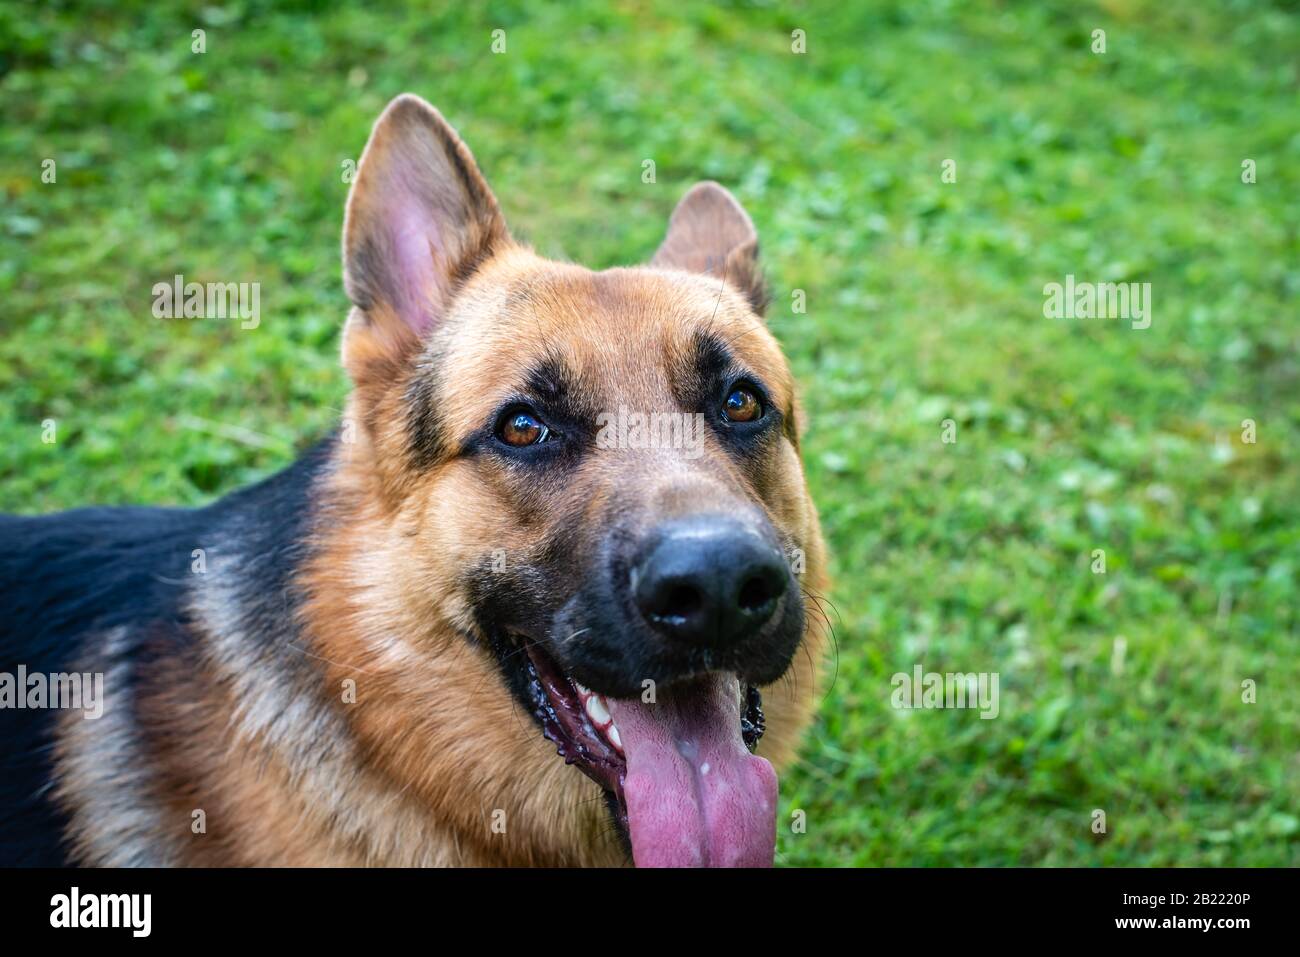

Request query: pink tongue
[{"left": 608, "top": 674, "right": 777, "bottom": 867}]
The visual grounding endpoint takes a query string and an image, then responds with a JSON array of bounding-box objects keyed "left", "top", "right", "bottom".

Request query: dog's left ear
[
  {"left": 341, "top": 93, "right": 510, "bottom": 380},
  {"left": 651, "top": 181, "right": 767, "bottom": 317}
]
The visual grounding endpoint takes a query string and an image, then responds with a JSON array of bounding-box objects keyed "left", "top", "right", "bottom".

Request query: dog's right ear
[{"left": 341, "top": 94, "right": 509, "bottom": 380}]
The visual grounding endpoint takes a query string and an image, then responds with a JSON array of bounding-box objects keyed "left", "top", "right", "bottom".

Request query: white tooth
[
  {"left": 585, "top": 694, "right": 610, "bottom": 726},
  {"left": 608, "top": 723, "right": 622, "bottom": 750},
  {"left": 573, "top": 679, "right": 590, "bottom": 697}
]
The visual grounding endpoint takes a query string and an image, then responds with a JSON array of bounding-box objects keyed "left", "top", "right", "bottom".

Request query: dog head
[{"left": 331, "top": 94, "right": 827, "bottom": 866}]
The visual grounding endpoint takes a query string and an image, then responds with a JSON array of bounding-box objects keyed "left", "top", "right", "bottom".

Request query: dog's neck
[{"left": 56, "top": 436, "right": 621, "bottom": 866}]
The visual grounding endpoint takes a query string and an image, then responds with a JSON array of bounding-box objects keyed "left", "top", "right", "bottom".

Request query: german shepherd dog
[{"left": 0, "top": 94, "right": 827, "bottom": 867}]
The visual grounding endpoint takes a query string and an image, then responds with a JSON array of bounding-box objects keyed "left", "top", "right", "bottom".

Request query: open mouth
[{"left": 517, "top": 637, "right": 778, "bottom": 867}]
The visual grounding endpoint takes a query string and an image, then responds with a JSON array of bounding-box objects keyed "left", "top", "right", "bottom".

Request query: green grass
[{"left": 2, "top": 0, "right": 1297, "bottom": 866}]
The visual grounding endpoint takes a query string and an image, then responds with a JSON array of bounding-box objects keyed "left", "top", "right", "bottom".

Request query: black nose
[{"left": 633, "top": 516, "right": 789, "bottom": 648}]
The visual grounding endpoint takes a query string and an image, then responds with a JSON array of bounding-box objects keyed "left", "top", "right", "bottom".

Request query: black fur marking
[
  {"left": 521, "top": 352, "right": 603, "bottom": 434},
  {"left": 679, "top": 329, "right": 785, "bottom": 453},
  {"left": 0, "top": 506, "right": 195, "bottom": 865},
  {"left": 406, "top": 357, "right": 447, "bottom": 470},
  {"left": 0, "top": 437, "right": 335, "bottom": 866},
  {"left": 687, "top": 328, "right": 737, "bottom": 403}
]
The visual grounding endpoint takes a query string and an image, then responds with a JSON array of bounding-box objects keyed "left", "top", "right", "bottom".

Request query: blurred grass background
[{"left": 1, "top": 0, "right": 1297, "bottom": 865}]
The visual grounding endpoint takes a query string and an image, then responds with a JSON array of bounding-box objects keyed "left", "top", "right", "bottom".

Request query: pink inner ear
[
  {"left": 390, "top": 194, "right": 442, "bottom": 336},
  {"left": 346, "top": 96, "right": 507, "bottom": 339}
]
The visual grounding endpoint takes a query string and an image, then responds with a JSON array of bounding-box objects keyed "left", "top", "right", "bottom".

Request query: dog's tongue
[{"left": 608, "top": 673, "right": 777, "bottom": 867}]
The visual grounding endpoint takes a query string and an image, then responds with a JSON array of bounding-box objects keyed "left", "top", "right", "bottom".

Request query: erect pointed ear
[
  {"left": 341, "top": 94, "right": 509, "bottom": 377},
  {"left": 651, "top": 181, "right": 767, "bottom": 316}
]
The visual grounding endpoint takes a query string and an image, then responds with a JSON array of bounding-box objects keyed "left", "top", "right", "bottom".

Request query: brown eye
[
  {"left": 498, "top": 409, "right": 550, "bottom": 447},
  {"left": 723, "top": 387, "right": 762, "bottom": 423}
]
